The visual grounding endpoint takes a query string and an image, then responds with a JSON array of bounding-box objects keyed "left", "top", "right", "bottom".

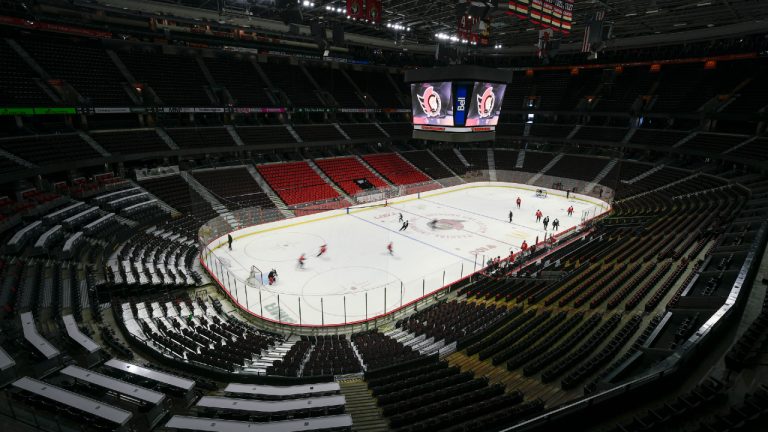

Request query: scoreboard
[
  {"left": 508, "top": 0, "right": 574, "bottom": 33},
  {"left": 405, "top": 66, "right": 511, "bottom": 142}
]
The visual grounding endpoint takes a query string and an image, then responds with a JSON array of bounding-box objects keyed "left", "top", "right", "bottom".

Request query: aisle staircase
[
  {"left": 244, "top": 165, "right": 294, "bottom": 218},
  {"left": 515, "top": 149, "right": 526, "bottom": 169},
  {"left": 487, "top": 148, "right": 497, "bottom": 181},
  {"left": 584, "top": 158, "right": 618, "bottom": 194},
  {"left": 339, "top": 379, "right": 389, "bottom": 432},
  {"left": 527, "top": 153, "right": 563, "bottom": 185},
  {"left": 307, "top": 159, "right": 353, "bottom": 201}
]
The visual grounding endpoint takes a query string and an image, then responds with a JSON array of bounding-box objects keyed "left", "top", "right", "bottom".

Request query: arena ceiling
[{"left": 140, "top": 1, "right": 768, "bottom": 46}]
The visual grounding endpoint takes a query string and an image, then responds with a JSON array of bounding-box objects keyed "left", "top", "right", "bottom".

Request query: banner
[
  {"left": 347, "top": 0, "right": 365, "bottom": 20},
  {"left": 365, "top": 0, "right": 382, "bottom": 24},
  {"left": 582, "top": 10, "right": 605, "bottom": 52}
]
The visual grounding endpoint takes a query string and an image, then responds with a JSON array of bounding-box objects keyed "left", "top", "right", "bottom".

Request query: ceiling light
[{"left": 646, "top": 9, "right": 658, "bottom": 14}]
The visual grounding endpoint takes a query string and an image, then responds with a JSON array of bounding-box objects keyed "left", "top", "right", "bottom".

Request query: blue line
[{"left": 348, "top": 213, "right": 474, "bottom": 263}]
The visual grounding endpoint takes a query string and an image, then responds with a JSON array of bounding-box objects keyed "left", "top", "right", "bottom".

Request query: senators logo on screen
[
  {"left": 417, "top": 86, "right": 442, "bottom": 118},
  {"left": 477, "top": 87, "right": 496, "bottom": 119}
]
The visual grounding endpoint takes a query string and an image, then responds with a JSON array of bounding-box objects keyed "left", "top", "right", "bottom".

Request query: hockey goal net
[{"left": 246, "top": 265, "right": 264, "bottom": 287}]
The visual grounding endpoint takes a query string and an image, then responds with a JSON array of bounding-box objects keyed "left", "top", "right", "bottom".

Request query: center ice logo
[
  {"left": 477, "top": 86, "right": 496, "bottom": 118},
  {"left": 430, "top": 219, "right": 466, "bottom": 230},
  {"left": 417, "top": 86, "right": 442, "bottom": 117}
]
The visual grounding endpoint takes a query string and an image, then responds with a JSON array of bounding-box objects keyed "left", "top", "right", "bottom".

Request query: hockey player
[
  {"left": 535, "top": 209, "right": 543, "bottom": 222},
  {"left": 543, "top": 216, "right": 550, "bottom": 230},
  {"left": 297, "top": 254, "right": 306, "bottom": 269},
  {"left": 268, "top": 269, "right": 277, "bottom": 285},
  {"left": 567, "top": 206, "right": 574, "bottom": 217},
  {"left": 521, "top": 240, "right": 529, "bottom": 252},
  {"left": 428, "top": 219, "right": 438, "bottom": 229},
  {"left": 553, "top": 218, "right": 560, "bottom": 231},
  {"left": 387, "top": 242, "right": 394, "bottom": 255},
  {"left": 398, "top": 213, "right": 403, "bottom": 223},
  {"left": 316, "top": 244, "right": 327, "bottom": 257},
  {"left": 227, "top": 234, "right": 233, "bottom": 250},
  {"left": 516, "top": 197, "right": 521, "bottom": 209},
  {"left": 399, "top": 220, "right": 409, "bottom": 231},
  {"left": 508, "top": 211, "right": 513, "bottom": 223}
]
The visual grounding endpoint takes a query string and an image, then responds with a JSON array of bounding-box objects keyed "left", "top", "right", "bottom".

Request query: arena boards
[{"left": 203, "top": 182, "right": 610, "bottom": 327}]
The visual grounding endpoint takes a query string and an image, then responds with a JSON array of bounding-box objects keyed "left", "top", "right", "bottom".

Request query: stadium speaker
[{"left": 332, "top": 25, "right": 345, "bottom": 44}]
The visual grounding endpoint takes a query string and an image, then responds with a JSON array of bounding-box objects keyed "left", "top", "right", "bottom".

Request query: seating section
[
  {"left": 352, "top": 330, "right": 421, "bottom": 370},
  {"left": 573, "top": 126, "right": 629, "bottom": 142},
  {"left": 257, "top": 162, "right": 339, "bottom": 205},
  {"left": 723, "top": 61, "right": 768, "bottom": 114},
  {"left": 0, "top": 41, "right": 54, "bottom": 106},
  {"left": 520, "top": 151, "right": 555, "bottom": 173},
  {"left": 311, "top": 66, "right": 362, "bottom": 107},
  {"left": 90, "top": 130, "right": 170, "bottom": 155},
  {"left": 459, "top": 149, "right": 490, "bottom": 170},
  {"left": 433, "top": 149, "right": 469, "bottom": 175},
  {"left": 595, "top": 66, "right": 655, "bottom": 112},
  {"left": 19, "top": 36, "right": 131, "bottom": 106},
  {"left": 314, "top": 157, "right": 388, "bottom": 195},
  {"left": 301, "top": 335, "right": 362, "bottom": 377},
  {"left": 629, "top": 128, "right": 690, "bottom": 147},
  {"left": 728, "top": 137, "right": 768, "bottom": 161},
  {"left": 235, "top": 126, "right": 296, "bottom": 146},
  {"left": 678, "top": 133, "right": 748, "bottom": 154},
  {"left": 259, "top": 61, "right": 322, "bottom": 107},
  {"left": 138, "top": 175, "right": 217, "bottom": 221},
  {"left": 347, "top": 69, "right": 404, "bottom": 108},
  {"left": 203, "top": 56, "right": 273, "bottom": 107},
  {"left": 340, "top": 123, "right": 387, "bottom": 140},
  {"left": 123, "top": 295, "right": 281, "bottom": 373},
  {"left": 379, "top": 123, "right": 412, "bottom": 137},
  {"left": 546, "top": 155, "right": 609, "bottom": 182},
  {"left": 192, "top": 168, "right": 277, "bottom": 211},
  {"left": 397, "top": 301, "right": 510, "bottom": 345},
  {"left": 292, "top": 125, "right": 346, "bottom": 142},
  {"left": 0, "top": 134, "right": 101, "bottom": 165},
  {"left": 529, "top": 123, "right": 574, "bottom": 139},
  {"left": 362, "top": 153, "right": 431, "bottom": 185},
  {"left": 494, "top": 150, "right": 520, "bottom": 171},
  {"left": 165, "top": 127, "right": 236, "bottom": 149},
  {"left": 0, "top": 155, "right": 28, "bottom": 177},
  {"left": 117, "top": 50, "right": 211, "bottom": 106},
  {"left": 365, "top": 356, "right": 544, "bottom": 432},
  {"left": 399, "top": 151, "right": 454, "bottom": 180}
]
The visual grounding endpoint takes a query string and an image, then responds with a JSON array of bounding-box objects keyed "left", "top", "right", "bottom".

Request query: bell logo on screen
[
  {"left": 417, "top": 86, "right": 442, "bottom": 117},
  {"left": 456, "top": 97, "right": 466, "bottom": 112},
  {"left": 477, "top": 86, "right": 496, "bottom": 118}
]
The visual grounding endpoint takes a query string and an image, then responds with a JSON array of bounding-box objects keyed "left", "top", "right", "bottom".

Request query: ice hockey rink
[{"left": 203, "top": 182, "right": 610, "bottom": 326}]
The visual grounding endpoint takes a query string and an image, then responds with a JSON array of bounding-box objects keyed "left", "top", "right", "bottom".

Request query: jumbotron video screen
[{"left": 411, "top": 81, "right": 507, "bottom": 129}]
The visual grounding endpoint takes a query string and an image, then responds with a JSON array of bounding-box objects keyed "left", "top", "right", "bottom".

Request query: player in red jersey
[
  {"left": 316, "top": 244, "right": 327, "bottom": 257},
  {"left": 521, "top": 240, "right": 528, "bottom": 252},
  {"left": 298, "top": 254, "right": 306, "bottom": 269},
  {"left": 387, "top": 242, "right": 394, "bottom": 255},
  {"left": 567, "top": 206, "right": 574, "bottom": 216},
  {"left": 516, "top": 197, "right": 521, "bottom": 209}
]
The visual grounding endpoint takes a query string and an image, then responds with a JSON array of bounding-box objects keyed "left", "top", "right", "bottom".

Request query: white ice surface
[{"left": 206, "top": 182, "right": 608, "bottom": 326}]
